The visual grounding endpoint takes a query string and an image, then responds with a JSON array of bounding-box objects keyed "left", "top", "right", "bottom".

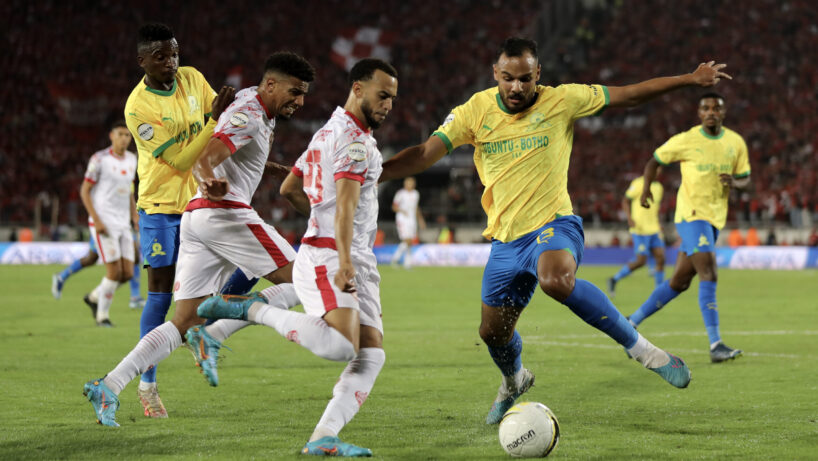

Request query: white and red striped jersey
[
  {"left": 393, "top": 188, "right": 419, "bottom": 222},
  {"left": 293, "top": 107, "right": 382, "bottom": 255},
  {"left": 83, "top": 148, "right": 137, "bottom": 230},
  {"left": 193, "top": 86, "right": 275, "bottom": 207}
]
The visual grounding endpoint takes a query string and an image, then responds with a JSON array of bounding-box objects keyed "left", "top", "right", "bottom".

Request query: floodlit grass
[{"left": 1, "top": 264, "right": 816, "bottom": 459}]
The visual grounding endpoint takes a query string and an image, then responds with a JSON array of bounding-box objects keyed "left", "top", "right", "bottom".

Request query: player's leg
[
  {"left": 403, "top": 238, "right": 414, "bottom": 269},
  {"left": 650, "top": 240, "right": 666, "bottom": 287},
  {"left": 53, "top": 237, "right": 98, "bottom": 299},
  {"left": 608, "top": 234, "right": 650, "bottom": 297},
  {"left": 629, "top": 249, "right": 696, "bottom": 326},
  {"left": 129, "top": 236, "right": 145, "bottom": 309}
]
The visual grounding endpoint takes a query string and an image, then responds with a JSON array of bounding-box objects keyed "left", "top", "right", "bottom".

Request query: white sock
[
  {"left": 103, "top": 322, "right": 182, "bottom": 395},
  {"left": 259, "top": 283, "right": 300, "bottom": 309},
  {"left": 392, "top": 242, "right": 408, "bottom": 263},
  {"left": 404, "top": 245, "right": 413, "bottom": 268},
  {"left": 627, "top": 333, "right": 670, "bottom": 369},
  {"left": 205, "top": 319, "right": 251, "bottom": 342},
  {"left": 310, "top": 347, "right": 386, "bottom": 442},
  {"left": 96, "top": 277, "right": 119, "bottom": 322},
  {"left": 247, "top": 303, "right": 355, "bottom": 362},
  {"left": 89, "top": 285, "right": 100, "bottom": 303},
  {"left": 501, "top": 367, "right": 527, "bottom": 392},
  {"left": 137, "top": 380, "right": 156, "bottom": 392}
]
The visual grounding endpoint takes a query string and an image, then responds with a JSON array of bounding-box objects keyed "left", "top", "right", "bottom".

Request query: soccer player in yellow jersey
[
  {"left": 382, "top": 37, "right": 732, "bottom": 423},
  {"left": 627, "top": 93, "right": 750, "bottom": 363},
  {"left": 607, "top": 172, "right": 666, "bottom": 297},
  {"left": 117, "top": 23, "right": 234, "bottom": 418}
]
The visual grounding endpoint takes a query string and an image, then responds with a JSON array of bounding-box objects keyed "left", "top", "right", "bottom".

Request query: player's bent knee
[
  {"left": 479, "top": 324, "right": 514, "bottom": 347},
  {"left": 538, "top": 271, "right": 575, "bottom": 300},
  {"left": 318, "top": 336, "right": 356, "bottom": 362}
]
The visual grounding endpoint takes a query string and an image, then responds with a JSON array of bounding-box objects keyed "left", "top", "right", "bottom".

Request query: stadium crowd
[{"left": 1, "top": 0, "right": 816, "bottom": 242}]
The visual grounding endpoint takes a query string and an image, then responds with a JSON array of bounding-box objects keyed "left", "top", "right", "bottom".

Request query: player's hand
[
  {"left": 627, "top": 217, "right": 636, "bottom": 228},
  {"left": 640, "top": 190, "right": 654, "bottom": 208},
  {"left": 201, "top": 178, "right": 229, "bottom": 201},
  {"left": 334, "top": 262, "right": 357, "bottom": 293},
  {"left": 95, "top": 221, "right": 108, "bottom": 236},
  {"left": 691, "top": 61, "right": 732, "bottom": 87},
  {"left": 131, "top": 214, "right": 140, "bottom": 232},
  {"left": 211, "top": 86, "right": 236, "bottom": 121},
  {"left": 719, "top": 173, "right": 735, "bottom": 188}
]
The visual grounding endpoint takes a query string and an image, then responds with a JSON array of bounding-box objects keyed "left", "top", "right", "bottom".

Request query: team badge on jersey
[
  {"left": 346, "top": 142, "right": 367, "bottom": 162},
  {"left": 137, "top": 123, "right": 154, "bottom": 141},
  {"left": 230, "top": 112, "right": 249, "bottom": 127},
  {"left": 442, "top": 113, "right": 455, "bottom": 127},
  {"left": 188, "top": 95, "right": 200, "bottom": 115}
]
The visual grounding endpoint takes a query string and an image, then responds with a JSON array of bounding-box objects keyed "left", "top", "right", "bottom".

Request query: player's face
[
  {"left": 109, "top": 127, "right": 132, "bottom": 152},
  {"left": 358, "top": 70, "right": 398, "bottom": 130},
  {"left": 698, "top": 97, "right": 726, "bottom": 129},
  {"left": 138, "top": 39, "right": 179, "bottom": 85},
  {"left": 404, "top": 177, "right": 415, "bottom": 190},
  {"left": 263, "top": 74, "right": 309, "bottom": 119},
  {"left": 493, "top": 52, "right": 540, "bottom": 113}
]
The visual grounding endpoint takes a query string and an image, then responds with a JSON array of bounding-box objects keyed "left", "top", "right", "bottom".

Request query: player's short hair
[
  {"left": 700, "top": 92, "right": 725, "bottom": 103},
  {"left": 496, "top": 37, "right": 538, "bottom": 61},
  {"left": 110, "top": 120, "right": 128, "bottom": 131},
  {"left": 348, "top": 58, "right": 398, "bottom": 87},
  {"left": 263, "top": 52, "right": 315, "bottom": 83},
  {"left": 137, "top": 23, "right": 175, "bottom": 51}
]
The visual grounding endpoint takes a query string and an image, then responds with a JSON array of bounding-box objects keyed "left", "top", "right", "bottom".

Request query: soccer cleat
[
  {"left": 710, "top": 342, "right": 743, "bottom": 363},
  {"left": 606, "top": 277, "right": 616, "bottom": 298},
  {"left": 486, "top": 368, "right": 535, "bottom": 424},
  {"left": 83, "top": 294, "right": 98, "bottom": 320},
  {"left": 83, "top": 378, "right": 120, "bottom": 427},
  {"left": 186, "top": 325, "right": 224, "bottom": 386},
  {"left": 648, "top": 353, "right": 691, "bottom": 388},
  {"left": 196, "top": 292, "right": 266, "bottom": 321},
  {"left": 129, "top": 296, "right": 146, "bottom": 309},
  {"left": 52, "top": 274, "right": 64, "bottom": 300},
  {"left": 137, "top": 386, "right": 168, "bottom": 418},
  {"left": 97, "top": 319, "right": 115, "bottom": 328},
  {"left": 301, "top": 436, "right": 372, "bottom": 457}
]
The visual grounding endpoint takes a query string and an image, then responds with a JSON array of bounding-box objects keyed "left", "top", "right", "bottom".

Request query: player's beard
[{"left": 361, "top": 99, "right": 382, "bottom": 129}]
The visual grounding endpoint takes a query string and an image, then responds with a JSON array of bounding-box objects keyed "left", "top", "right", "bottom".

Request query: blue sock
[
  {"left": 139, "top": 292, "right": 172, "bottom": 383},
  {"left": 612, "top": 265, "right": 631, "bottom": 282},
  {"left": 59, "top": 258, "right": 84, "bottom": 281},
  {"left": 698, "top": 281, "right": 720, "bottom": 345},
  {"left": 630, "top": 280, "right": 680, "bottom": 326},
  {"left": 647, "top": 255, "right": 656, "bottom": 274},
  {"left": 487, "top": 330, "right": 522, "bottom": 376},
  {"left": 130, "top": 262, "right": 141, "bottom": 299},
  {"left": 220, "top": 269, "right": 258, "bottom": 295},
  {"left": 562, "top": 279, "right": 638, "bottom": 348},
  {"left": 653, "top": 268, "right": 664, "bottom": 287}
]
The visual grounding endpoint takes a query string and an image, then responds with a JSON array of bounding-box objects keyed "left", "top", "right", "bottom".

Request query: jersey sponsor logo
[
  {"left": 482, "top": 135, "right": 549, "bottom": 157},
  {"left": 346, "top": 142, "right": 367, "bottom": 162},
  {"left": 137, "top": 123, "right": 154, "bottom": 141},
  {"left": 442, "top": 113, "right": 455, "bottom": 127},
  {"left": 173, "top": 121, "right": 205, "bottom": 144},
  {"left": 230, "top": 112, "right": 249, "bottom": 127}
]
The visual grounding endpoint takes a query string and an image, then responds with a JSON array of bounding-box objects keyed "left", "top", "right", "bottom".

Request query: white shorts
[
  {"left": 293, "top": 245, "right": 383, "bottom": 334},
  {"left": 396, "top": 216, "right": 417, "bottom": 241},
  {"left": 90, "top": 225, "right": 135, "bottom": 264},
  {"left": 174, "top": 207, "right": 296, "bottom": 300}
]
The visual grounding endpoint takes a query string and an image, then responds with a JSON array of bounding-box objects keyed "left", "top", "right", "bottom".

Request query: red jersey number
[{"left": 303, "top": 149, "right": 323, "bottom": 205}]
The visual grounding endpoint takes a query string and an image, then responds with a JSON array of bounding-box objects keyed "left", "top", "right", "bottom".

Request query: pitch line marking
[
  {"left": 525, "top": 340, "right": 809, "bottom": 359},
  {"left": 531, "top": 330, "right": 818, "bottom": 340}
]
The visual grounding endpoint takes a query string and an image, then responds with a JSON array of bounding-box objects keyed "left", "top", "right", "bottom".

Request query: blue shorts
[
  {"left": 482, "top": 216, "right": 585, "bottom": 308},
  {"left": 676, "top": 220, "right": 719, "bottom": 256},
  {"left": 632, "top": 233, "right": 664, "bottom": 256},
  {"left": 139, "top": 211, "right": 182, "bottom": 268}
]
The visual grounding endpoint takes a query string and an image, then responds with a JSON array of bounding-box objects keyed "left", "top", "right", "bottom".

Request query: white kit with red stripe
[
  {"left": 290, "top": 107, "right": 383, "bottom": 333},
  {"left": 84, "top": 148, "right": 137, "bottom": 263},
  {"left": 173, "top": 87, "right": 296, "bottom": 301}
]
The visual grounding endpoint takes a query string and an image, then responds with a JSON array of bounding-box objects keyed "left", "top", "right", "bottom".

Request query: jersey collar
[
  {"left": 495, "top": 90, "right": 540, "bottom": 115},
  {"left": 256, "top": 93, "right": 274, "bottom": 120},
  {"left": 144, "top": 78, "right": 177, "bottom": 97},
  {"left": 699, "top": 126, "right": 725, "bottom": 140},
  {"left": 344, "top": 109, "right": 370, "bottom": 132}
]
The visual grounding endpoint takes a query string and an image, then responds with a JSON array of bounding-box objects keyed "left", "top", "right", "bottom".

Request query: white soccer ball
[{"left": 498, "top": 402, "right": 560, "bottom": 458}]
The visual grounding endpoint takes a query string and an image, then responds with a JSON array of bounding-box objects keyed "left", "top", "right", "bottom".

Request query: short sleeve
[
  {"left": 432, "top": 99, "right": 476, "bottom": 154},
  {"left": 624, "top": 179, "right": 640, "bottom": 200},
  {"left": 733, "top": 136, "right": 751, "bottom": 178},
  {"left": 560, "top": 84, "right": 609, "bottom": 120},
  {"left": 200, "top": 72, "right": 216, "bottom": 118},
  {"left": 333, "top": 141, "right": 369, "bottom": 184},
  {"left": 653, "top": 132, "right": 688, "bottom": 166},
  {"left": 125, "top": 107, "right": 178, "bottom": 159},
  {"left": 84, "top": 154, "right": 102, "bottom": 184},
  {"left": 292, "top": 151, "right": 307, "bottom": 177},
  {"left": 213, "top": 104, "right": 260, "bottom": 154}
]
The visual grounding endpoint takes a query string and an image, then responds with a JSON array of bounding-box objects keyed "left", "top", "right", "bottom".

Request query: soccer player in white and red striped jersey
[
  {"left": 390, "top": 176, "right": 425, "bottom": 268},
  {"left": 83, "top": 52, "right": 315, "bottom": 427},
  {"left": 79, "top": 120, "right": 139, "bottom": 327},
  {"left": 199, "top": 58, "right": 398, "bottom": 457}
]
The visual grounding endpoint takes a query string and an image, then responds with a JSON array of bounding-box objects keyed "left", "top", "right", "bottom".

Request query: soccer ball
[{"left": 498, "top": 402, "right": 560, "bottom": 458}]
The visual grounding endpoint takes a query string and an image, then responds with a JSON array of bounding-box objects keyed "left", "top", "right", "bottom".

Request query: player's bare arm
[
  {"left": 622, "top": 197, "right": 634, "bottom": 228},
  {"left": 720, "top": 173, "right": 751, "bottom": 190},
  {"left": 335, "top": 178, "right": 361, "bottom": 293},
  {"left": 607, "top": 61, "right": 732, "bottom": 108},
  {"left": 130, "top": 193, "right": 139, "bottom": 231},
  {"left": 80, "top": 180, "right": 107, "bottom": 235},
  {"left": 265, "top": 161, "right": 291, "bottom": 182},
  {"left": 380, "top": 135, "right": 448, "bottom": 182},
  {"left": 640, "top": 158, "right": 661, "bottom": 208},
  {"left": 193, "top": 137, "right": 232, "bottom": 201},
  {"left": 280, "top": 171, "right": 311, "bottom": 216}
]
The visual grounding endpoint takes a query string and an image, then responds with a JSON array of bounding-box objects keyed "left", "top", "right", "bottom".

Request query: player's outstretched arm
[
  {"left": 607, "top": 61, "right": 732, "bottom": 108},
  {"left": 280, "top": 172, "right": 310, "bottom": 216},
  {"left": 193, "top": 137, "right": 232, "bottom": 201},
  {"left": 640, "top": 158, "right": 661, "bottom": 208},
  {"left": 380, "top": 135, "right": 448, "bottom": 183}
]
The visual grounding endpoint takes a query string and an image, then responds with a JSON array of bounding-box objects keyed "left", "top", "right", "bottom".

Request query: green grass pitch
[{"left": 0, "top": 264, "right": 816, "bottom": 460}]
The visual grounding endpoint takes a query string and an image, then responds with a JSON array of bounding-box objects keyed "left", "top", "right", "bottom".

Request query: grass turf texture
[{"left": 0, "top": 264, "right": 816, "bottom": 460}]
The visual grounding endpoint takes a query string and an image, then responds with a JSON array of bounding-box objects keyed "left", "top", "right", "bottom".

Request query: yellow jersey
[
  {"left": 624, "top": 176, "right": 663, "bottom": 235},
  {"left": 125, "top": 66, "right": 216, "bottom": 215},
  {"left": 654, "top": 125, "right": 750, "bottom": 230},
  {"left": 433, "top": 84, "right": 608, "bottom": 242}
]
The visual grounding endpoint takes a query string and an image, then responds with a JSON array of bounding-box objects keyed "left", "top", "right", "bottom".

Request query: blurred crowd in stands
[{"left": 2, "top": 0, "right": 817, "bottom": 245}]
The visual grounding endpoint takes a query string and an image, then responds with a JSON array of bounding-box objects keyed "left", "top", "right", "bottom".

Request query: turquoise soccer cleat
[
  {"left": 186, "top": 325, "right": 224, "bottom": 387},
  {"left": 83, "top": 378, "right": 120, "bottom": 427},
  {"left": 301, "top": 436, "right": 372, "bottom": 457},
  {"left": 486, "top": 368, "right": 535, "bottom": 424},
  {"left": 196, "top": 292, "right": 265, "bottom": 321},
  {"left": 648, "top": 353, "right": 691, "bottom": 388}
]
